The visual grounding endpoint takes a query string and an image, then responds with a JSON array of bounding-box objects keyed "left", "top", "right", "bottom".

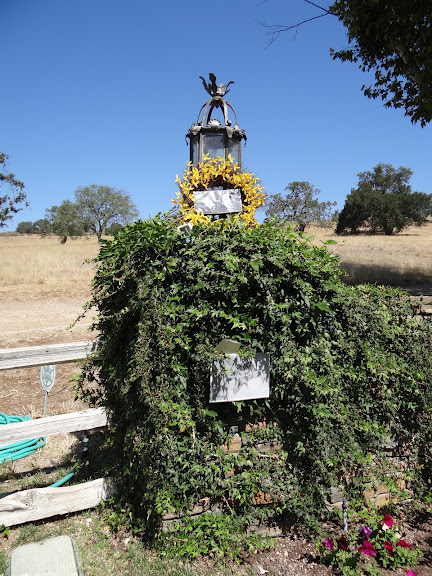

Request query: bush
[{"left": 77, "top": 216, "right": 432, "bottom": 556}]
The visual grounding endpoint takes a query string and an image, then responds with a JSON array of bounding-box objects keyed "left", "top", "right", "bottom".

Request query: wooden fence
[{"left": 0, "top": 341, "right": 116, "bottom": 528}]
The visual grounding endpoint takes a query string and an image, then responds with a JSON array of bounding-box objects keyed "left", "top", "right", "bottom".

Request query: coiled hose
[
  {"left": 0, "top": 412, "right": 78, "bottom": 496},
  {"left": 0, "top": 413, "right": 46, "bottom": 464}
]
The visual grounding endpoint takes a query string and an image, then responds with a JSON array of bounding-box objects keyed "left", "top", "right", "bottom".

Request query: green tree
[
  {"left": 16, "top": 221, "right": 34, "bottom": 234},
  {"left": 264, "top": 0, "right": 432, "bottom": 125},
  {"left": 265, "top": 181, "right": 336, "bottom": 231},
  {"left": 336, "top": 163, "right": 432, "bottom": 235},
  {"left": 46, "top": 200, "right": 88, "bottom": 243},
  {"left": 75, "top": 184, "right": 139, "bottom": 242},
  {"left": 330, "top": 0, "right": 432, "bottom": 126},
  {"left": 32, "top": 218, "right": 52, "bottom": 235},
  {"left": 0, "top": 152, "right": 27, "bottom": 227},
  {"left": 105, "top": 222, "right": 124, "bottom": 236}
]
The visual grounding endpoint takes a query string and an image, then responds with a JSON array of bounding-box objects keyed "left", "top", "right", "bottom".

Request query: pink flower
[
  {"left": 382, "top": 513, "right": 393, "bottom": 528},
  {"left": 323, "top": 538, "right": 334, "bottom": 551},
  {"left": 383, "top": 541, "right": 394, "bottom": 554},
  {"left": 360, "top": 525, "right": 372, "bottom": 539},
  {"left": 406, "top": 571, "right": 416, "bottom": 576},
  {"left": 359, "top": 540, "right": 376, "bottom": 556},
  {"left": 337, "top": 535, "right": 348, "bottom": 550},
  {"left": 398, "top": 539, "right": 411, "bottom": 549}
]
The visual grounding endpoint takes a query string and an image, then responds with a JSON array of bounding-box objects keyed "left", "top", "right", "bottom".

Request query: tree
[
  {"left": 16, "top": 219, "right": 52, "bottom": 235},
  {"left": 330, "top": 0, "right": 432, "bottom": 126},
  {"left": 46, "top": 200, "right": 88, "bottom": 243},
  {"left": 32, "top": 218, "right": 52, "bottom": 235},
  {"left": 263, "top": 0, "right": 432, "bottom": 126},
  {"left": 265, "top": 181, "right": 336, "bottom": 231},
  {"left": 46, "top": 185, "right": 139, "bottom": 243},
  {"left": 16, "top": 221, "right": 34, "bottom": 234},
  {"left": 75, "top": 185, "right": 139, "bottom": 242},
  {"left": 336, "top": 163, "right": 432, "bottom": 235},
  {"left": 0, "top": 152, "right": 27, "bottom": 227},
  {"left": 105, "top": 222, "right": 124, "bottom": 236}
]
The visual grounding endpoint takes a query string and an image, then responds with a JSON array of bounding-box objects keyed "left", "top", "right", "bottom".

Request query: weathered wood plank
[
  {"left": 0, "top": 340, "right": 98, "bottom": 371},
  {"left": 0, "top": 408, "right": 108, "bottom": 448},
  {"left": 0, "top": 478, "right": 116, "bottom": 527}
]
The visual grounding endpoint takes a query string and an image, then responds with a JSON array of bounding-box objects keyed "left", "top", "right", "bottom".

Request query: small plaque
[
  {"left": 215, "top": 339, "right": 241, "bottom": 354},
  {"left": 210, "top": 353, "right": 270, "bottom": 403},
  {"left": 40, "top": 365, "right": 56, "bottom": 393},
  {"left": 194, "top": 189, "right": 242, "bottom": 215}
]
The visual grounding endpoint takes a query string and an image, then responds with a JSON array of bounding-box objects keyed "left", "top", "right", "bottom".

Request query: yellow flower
[{"left": 173, "top": 156, "right": 265, "bottom": 227}]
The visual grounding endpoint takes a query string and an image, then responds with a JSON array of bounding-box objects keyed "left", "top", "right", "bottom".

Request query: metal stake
[{"left": 342, "top": 498, "right": 348, "bottom": 532}]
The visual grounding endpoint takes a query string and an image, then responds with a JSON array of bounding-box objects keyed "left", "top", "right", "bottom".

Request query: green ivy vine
[{"left": 77, "top": 216, "right": 432, "bottom": 558}]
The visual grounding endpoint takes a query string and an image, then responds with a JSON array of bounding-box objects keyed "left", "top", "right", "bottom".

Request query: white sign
[
  {"left": 40, "top": 365, "right": 56, "bottom": 393},
  {"left": 210, "top": 353, "right": 270, "bottom": 403},
  {"left": 194, "top": 189, "right": 242, "bottom": 215}
]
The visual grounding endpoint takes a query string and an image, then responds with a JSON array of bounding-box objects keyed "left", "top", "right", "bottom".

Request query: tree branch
[{"left": 259, "top": 0, "right": 337, "bottom": 45}]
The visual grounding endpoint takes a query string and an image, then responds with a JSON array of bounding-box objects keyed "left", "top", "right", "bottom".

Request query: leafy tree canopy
[
  {"left": 0, "top": 152, "right": 27, "bottom": 227},
  {"left": 265, "top": 181, "right": 336, "bottom": 231},
  {"left": 16, "top": 218, "right": 53, "bottom": 235},
  {"left": 336, "top": 163, "right": 432, "bottom": 235},
  {"left": 16, "top": 221, "right": 34, "bottom": 234},
  {"left": 75, "top": 184, "right": 139, "bottom": 242},
  {"left": 46, "top": 200, "right": 88, "bottom": 243},
  {"left": 46, "top": 185, "right": 139, "bottom": 243},
  {"left": 264, "top": 0, "right": 432, "bottom": 125},
  {"left": 330, "top": 0, "right": 432, "bottom": 126},
  {"left": 32, "top": 218, "right": 52, "bottom": 235}
]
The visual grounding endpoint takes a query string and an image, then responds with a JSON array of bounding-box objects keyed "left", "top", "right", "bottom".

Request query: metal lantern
[
  {"left": 185, "top": 74, "right": 247, "bottom": 217},
  {"left": 187, "top": 73, "right": 247, "bottom": 168}
]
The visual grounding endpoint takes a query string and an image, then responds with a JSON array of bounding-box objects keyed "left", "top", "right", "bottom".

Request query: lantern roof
[{"left": 187, "top": 73, "right": 246, "bottom": 143}]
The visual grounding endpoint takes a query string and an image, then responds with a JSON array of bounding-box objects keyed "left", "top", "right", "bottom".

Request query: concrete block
[{"left": 9, "top": 535, "right": 82, "bottom": 576}]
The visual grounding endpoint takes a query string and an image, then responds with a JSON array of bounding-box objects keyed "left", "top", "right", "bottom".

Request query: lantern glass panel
[
  {"left": 191, "top": 136, "right": 199, "bottom": 165},
  {"left": 227, "top": 138, "right": 240, "bottom": 164},
  {"left": 202, "top": 132, "right": 225, "bottom": 160}
]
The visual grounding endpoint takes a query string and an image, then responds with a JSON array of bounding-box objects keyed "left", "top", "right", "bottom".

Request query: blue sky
[{"left": 1, "top": 0, "right": 431, "bottom": 230}]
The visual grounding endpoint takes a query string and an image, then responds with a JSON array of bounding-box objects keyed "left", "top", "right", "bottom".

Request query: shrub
[{"left": 77, "top": 216, "right": 432, "bottom": 556}]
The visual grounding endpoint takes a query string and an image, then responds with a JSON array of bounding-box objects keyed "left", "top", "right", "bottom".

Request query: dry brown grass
[
  {"left": 0, "top": 235, "right": 101, "bottom": 289},
  {"left": 1, "top": 226, "right": 432, "bottom": 292},
  {"left": 307, "top": 221, "right": 432, "bottom": 287}
]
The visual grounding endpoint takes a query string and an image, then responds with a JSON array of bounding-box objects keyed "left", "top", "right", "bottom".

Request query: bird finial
[{"left": 199, "top": 73, "right": 234, "bottom": 97}]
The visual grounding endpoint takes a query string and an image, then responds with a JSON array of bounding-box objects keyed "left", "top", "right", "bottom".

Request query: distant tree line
[
  {"left": 16, "top": 184, "right": 139, "bottom": 242},
  {"left": 265, "top": 163, "right": 432, "bottom": 236},
  {"left": 336, "top": 164, "right": 432, "bottom": 235}
]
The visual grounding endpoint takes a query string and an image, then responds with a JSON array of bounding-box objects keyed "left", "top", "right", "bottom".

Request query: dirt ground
[
  {"left": 0, "top": 285, "right": 94, "bottom": 417},
  {"left": 1, "top": 285, "right": 432, "bottom": 576}
]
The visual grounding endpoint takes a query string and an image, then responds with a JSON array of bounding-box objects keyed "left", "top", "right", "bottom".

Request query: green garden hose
[
  {"left": 0, "top": 412, "right": 46, "bottom": 464},
  {"left": 0, "top": 412, "right": 77, "bottom": 497}
]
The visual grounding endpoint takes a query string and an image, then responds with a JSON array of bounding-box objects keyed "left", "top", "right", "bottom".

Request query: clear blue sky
[{"left": 2, "top": 0, "right": 431, "bottom": 230}]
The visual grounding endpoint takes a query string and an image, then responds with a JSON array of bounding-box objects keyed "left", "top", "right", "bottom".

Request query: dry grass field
[
  {"left": 308, "top": 221, "right": 432, "bottom": 289},
  {"left": 1, "top": 229, "right": 432, "bottom": 576}
]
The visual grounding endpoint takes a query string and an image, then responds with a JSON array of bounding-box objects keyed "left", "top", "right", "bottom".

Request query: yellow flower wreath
[{"left": 174, "top": 154, "right": 265, "bottom": 226}]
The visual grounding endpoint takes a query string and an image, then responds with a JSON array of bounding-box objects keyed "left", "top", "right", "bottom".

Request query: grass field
[
  {"left": 0, "top": 234, "right": 98, "bottom": 289},
  {"left": 1, "top": 223, "right": 431, "bottom": 291},
  {"left": 308, "top": 221, "right": 432, "bottom": 287}
]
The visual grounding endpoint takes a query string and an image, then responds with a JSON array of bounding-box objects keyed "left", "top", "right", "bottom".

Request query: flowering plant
[
  {"left": 174, "top": 155, "right": 265, "bottom": 227},
  {"left": 317, "top": 512, "right": 421, "bottom": 575}
]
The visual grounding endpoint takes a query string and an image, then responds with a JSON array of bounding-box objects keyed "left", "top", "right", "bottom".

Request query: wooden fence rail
[
  {"left": 0, "top": 340, "right": 98, "bottom": 370},
  {"left": 0, "top": 340, "right": 113, "bottom": 528},
  {"left": 0, "top": 407, "right": 108, "bottom": 449}
]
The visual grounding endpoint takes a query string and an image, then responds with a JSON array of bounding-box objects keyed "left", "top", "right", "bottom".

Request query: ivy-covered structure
[{"left": 77, "top": 76, "right": 432, "bottom": 559}]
